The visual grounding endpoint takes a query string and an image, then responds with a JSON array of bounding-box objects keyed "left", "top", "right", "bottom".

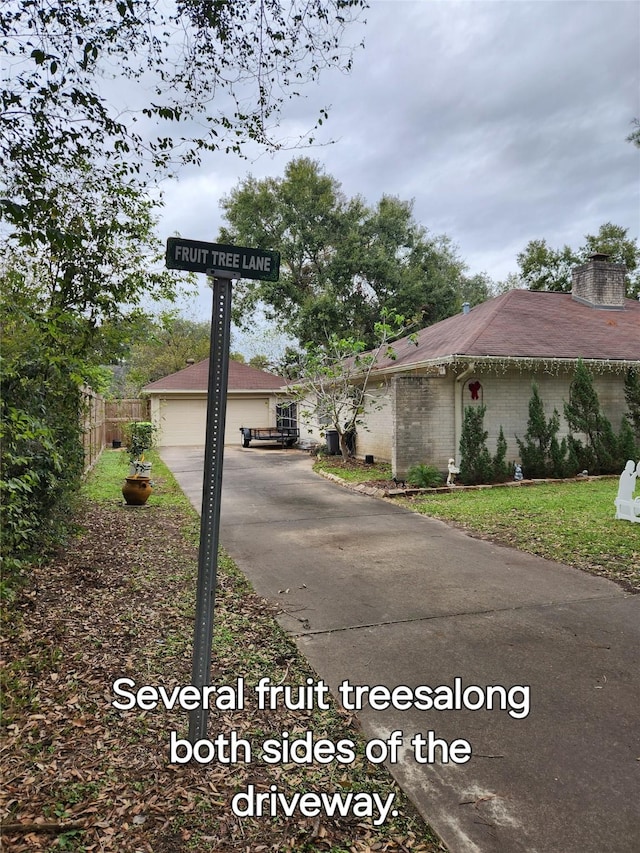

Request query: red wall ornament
[{"left": 468, "top": 380, "right": 482, "bottom": 400}]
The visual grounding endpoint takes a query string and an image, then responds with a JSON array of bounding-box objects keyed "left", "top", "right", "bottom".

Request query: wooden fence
[
  {"left": 104, "top": 398, "right": 150, "bottom": 446},
  {"left": 81, "top": 394, "right": 150, "bottom": 472}
]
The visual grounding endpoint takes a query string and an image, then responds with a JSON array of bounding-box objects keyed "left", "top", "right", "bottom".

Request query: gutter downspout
[{"left": 454, "top": 362, "right": 476, "bottom": 462}]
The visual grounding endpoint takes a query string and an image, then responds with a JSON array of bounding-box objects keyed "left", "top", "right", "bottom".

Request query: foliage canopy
[
  {"left": 1, "top": 0, "right": 366, "bottom": 180},
  {"left": 219, "top": 157, "right": 491, "bottom": 347},
  {"left": 1, "top": 1, "right": 367, "bottom": 581},
  {"left": 517, "top": 223, "right": 640, "bottom": 298},
  {"left": 458, "top": 405, "right": 494, "bottom": 486},
  {"left": 516, "top": 383, "right": 568, "bottom": 479},
  {"left": 563, "top": 360, "right": 635, "bottom": 475},
  {"left": 112, "top": 314, "right": 212, "bottom": 395},
  {"left": 288, "top": 309, "right": 414, "bottom": 459}
]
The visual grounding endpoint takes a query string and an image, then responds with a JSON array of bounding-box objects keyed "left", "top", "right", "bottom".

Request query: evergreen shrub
[
  {"left": 516, "top": 382, "right": 567, "bottom": 478},
  {"left": 458, "top": 405, "right": 493, "bottom": 485}
]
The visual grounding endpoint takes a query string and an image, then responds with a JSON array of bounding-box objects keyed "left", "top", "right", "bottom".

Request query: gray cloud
[{"left": 159, "top": 0, "right": 640, "bottom": 321}]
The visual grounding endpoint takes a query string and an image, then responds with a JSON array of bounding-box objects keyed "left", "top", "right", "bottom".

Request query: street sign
[{"left": 166, "top": 237, "right": 280, "bottom": 281}]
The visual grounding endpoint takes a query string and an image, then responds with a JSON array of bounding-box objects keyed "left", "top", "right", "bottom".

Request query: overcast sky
[{"left": 158, "top": 0, "right": 640, "bottom": 346}]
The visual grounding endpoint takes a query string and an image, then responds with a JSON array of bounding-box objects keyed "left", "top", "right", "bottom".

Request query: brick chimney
[{"left": 571, "top": 252, "right": 626, "bottom": 309}]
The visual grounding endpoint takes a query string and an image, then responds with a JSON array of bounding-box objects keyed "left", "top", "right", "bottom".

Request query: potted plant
[{"left": 122, "top": 421, "right": 156, "bottom": 505}]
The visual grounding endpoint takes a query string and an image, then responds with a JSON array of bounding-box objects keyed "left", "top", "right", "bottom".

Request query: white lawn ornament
[
  {"left": 614, "top": 460, "right": 640, "bottom": 523},
  {"left": 447, "top": 458, "right": 460, "bottom": 486}
]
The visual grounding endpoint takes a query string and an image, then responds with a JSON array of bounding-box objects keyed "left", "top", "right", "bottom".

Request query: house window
[
  {"left": 315, "top": 396, "right": 331, "bottom": 427},
  {"left": 276, "top": 402, "right": 297, "bottom": 429}
]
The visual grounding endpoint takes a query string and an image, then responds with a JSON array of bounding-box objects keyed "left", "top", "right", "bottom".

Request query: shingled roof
[
  {"left": 143, "top": 359, "right": 285, "bottom": 392},
  {"left": 376, "top": 289, "right": 640, "bottom": 371}
]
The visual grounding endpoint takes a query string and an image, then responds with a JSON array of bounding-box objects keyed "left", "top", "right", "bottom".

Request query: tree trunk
[{"left": 338, "top": 431, "right": 348, "bottom": 460}]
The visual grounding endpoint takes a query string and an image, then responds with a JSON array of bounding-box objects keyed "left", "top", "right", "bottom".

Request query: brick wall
[
  {"left": 460, "top": 365, "right": 629, "bottom": 466},
  {"left": 354, "top": 381, "right": 393, "bottom": 460},
  {"left": 391, "top": 374, "right": 454, "bottom": 477},
  {"left": 296, "top": 392, "right": 322, "bottom": 447},
  {"left": 378, "top": 364, "right": 628, "bottom": 477},
  {"left": 571, "top": 257, "right": 626, "bottom": 308},
  {"left": 299, "top": 361, "right": 630, "bottom": 471}
]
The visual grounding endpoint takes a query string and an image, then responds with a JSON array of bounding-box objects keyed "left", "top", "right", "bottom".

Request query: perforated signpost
[{"left": 166, "top": 238, "right": 280, "bottom": 742}]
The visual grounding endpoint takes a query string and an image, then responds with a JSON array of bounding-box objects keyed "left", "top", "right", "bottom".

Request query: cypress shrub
[
  {"left": 516, "top": 382, "right": 565, "bottom": 478},
  {"left": 492, "top": 426, "right": 511, "bottom": 482},
  {"left": 564, "top": 360, "right": 620, "bottom": 474},
  {"left": 459, "top": 405, "right": 493, "bottom": 485}
]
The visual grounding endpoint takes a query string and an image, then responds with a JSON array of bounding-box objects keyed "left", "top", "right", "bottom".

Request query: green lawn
[
  {"left": 313, "top": 456, "right": 393, "bottom": 483},
  {"left": 83, "top": 447, "right": 193, "bottom": 510},
  {"left": 315, "top": 457, "right": 638, "bottom": 592},
  {"left": 400, "top": 479, "right": 639, "bottom": 591}
]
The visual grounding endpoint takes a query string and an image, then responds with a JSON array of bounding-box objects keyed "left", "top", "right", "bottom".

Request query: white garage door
[
  {"left": 157, "top": 396, "right": 272, "bottom": 446},
  {"left": 226, "top": 397, "right": 272, "bottom": 438}
]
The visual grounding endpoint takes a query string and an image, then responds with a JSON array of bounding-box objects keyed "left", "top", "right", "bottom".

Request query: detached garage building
[{"left": 143, "top": 359, "right": 286, "bottom": 447}]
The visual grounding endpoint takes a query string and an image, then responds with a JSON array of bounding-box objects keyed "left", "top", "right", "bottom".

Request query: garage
[{"left": 144, "top": 360, "right": 287, "bottom": 447}]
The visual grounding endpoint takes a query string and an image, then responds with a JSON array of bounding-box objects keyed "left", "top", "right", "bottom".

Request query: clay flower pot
[{"left": 122, "top": 476, "right": 153, "bottom": 506}]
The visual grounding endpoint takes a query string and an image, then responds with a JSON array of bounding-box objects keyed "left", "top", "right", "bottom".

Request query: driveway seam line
[
  {"left": 221, "top": 510, "right": 408, "bottom": 527},
  {"left": 287, "top": 592, "right": 627, "bottom": 637}
]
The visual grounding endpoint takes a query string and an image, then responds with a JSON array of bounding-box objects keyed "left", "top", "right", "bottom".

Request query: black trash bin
[{"left": 325, "top": 429, "right": 340, "bottom": 455}]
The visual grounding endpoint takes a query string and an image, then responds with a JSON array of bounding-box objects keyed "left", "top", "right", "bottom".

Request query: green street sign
[{"left": 166, "top": 237, "right": 280, "bottom": 281}]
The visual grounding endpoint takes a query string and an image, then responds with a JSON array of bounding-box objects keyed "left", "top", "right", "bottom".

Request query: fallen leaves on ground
[{"left": 1, "top": 501, "right": 445, "bottom": 853}]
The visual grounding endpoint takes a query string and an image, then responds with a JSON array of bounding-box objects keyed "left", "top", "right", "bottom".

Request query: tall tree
[
  {"left": 219, "top": 158, "right": 481, "bottom": 347},
  {"left": 1, "top": 0, "right": 366, "bottom": 181},
  {"left": 582, "top": 223, "right": 639, "bottom": 277},
  {"left": 0, "top": 166, "right": 175, "bottom": 579},
  {"left": 563, "top": 360, "right": 618, "bottom": 474},
  {"left": 458, "top": 405, "right": 493, "bottom": 486},
  {"left": 117, "top": 314, "right": 212, "bottom": 395},
  {"left": 624, "top": 368, "right": 640, "bottom": 442},
  {"left": 1, "top": 161, "right": 177, "bottom": 359},
  {"left": 517, "top": 223, "right": 639, "bottom": 297},
  {"left": 516, "top": 383, "right": 566, "bottom": 478},
  {"left": 627, "top": 119, "right": 640, "bottom": 148},
  {"left": 516, "top": 239, "right": 579, "bottom": 293},
  {"left": 1, "top": 0, "right": 367, "bottom": 580}
]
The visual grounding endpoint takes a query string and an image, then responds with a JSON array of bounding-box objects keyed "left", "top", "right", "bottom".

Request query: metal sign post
[
  {"left": 165, "top": 237, "right": 279, "bottom": 744},
  {"left": 188, "top": 271, "right": 233, "bottom": 743}
]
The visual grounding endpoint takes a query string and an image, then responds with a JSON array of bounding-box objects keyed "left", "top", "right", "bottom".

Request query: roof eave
[
  {"left": 373, "top": 353, "right": 640, "bottom": 376},
  {"left": 143, "top": 387, "right": 288, "bottom": 395}
]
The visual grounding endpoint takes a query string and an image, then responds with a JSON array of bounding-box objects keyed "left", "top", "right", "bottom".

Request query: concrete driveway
[{"left": 161, "top": 445, "right": 640, "bottom": 853}]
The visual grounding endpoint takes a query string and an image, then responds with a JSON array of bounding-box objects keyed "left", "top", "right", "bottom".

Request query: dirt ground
[{"left": 1, "top": 501, "right": 444, "bottom": 853}]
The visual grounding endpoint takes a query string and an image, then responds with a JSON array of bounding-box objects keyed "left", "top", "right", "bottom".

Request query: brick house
[{"left": 298, "top": 254, "right": 640, "bottom": 477}]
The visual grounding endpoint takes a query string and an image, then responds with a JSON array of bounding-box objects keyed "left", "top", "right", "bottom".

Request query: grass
[
  {"left": 313, "top": 455, "right": 393, "bottom": 483},
  {"left": 403, "top": 479, "right": 639, "bottom": 592},
  {"left": 82, "top": 445, "right": 132, "bottom": 499},
  {"left": 313, "top": 458, "right": 639, "bottom": 592},
  {"left": 83, "top": 448, "right": 194, "bottom": 512}
]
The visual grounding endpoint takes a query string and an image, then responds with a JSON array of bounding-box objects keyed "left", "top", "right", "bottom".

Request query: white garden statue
[
  {"left": 447, "top": 458, "right": 460, "bottom": 486},
  {"left": 614, "top": 460, "right": 640, "bottom": 523}
]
